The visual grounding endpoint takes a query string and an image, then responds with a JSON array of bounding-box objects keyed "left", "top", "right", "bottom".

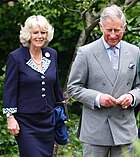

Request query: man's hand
[
  {"left": 116, "top": 94, "right": 133, "bottom": 109},
  {"left": 99, "top": 94, "right": 117, "bottom": 107}
]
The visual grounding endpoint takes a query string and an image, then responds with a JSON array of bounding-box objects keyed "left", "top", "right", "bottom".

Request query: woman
[{"left": 3, "top": 15, "right": 64, "bottom": 157}]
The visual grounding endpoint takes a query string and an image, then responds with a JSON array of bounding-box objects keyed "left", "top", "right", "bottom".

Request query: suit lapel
[
  {"left": 22, "top": 47, "right": 51, "bottom": 74},
  {"left": 94, "top": 39, "right": 117, "bottom": 85},
  {"left": 111, "top": 42, "right": 130, "bottom": 95},
  {"left": 93, "top": 39, "right": 131, "bottom": 95}
]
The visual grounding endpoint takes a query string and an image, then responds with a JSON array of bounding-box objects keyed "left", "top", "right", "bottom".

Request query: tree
[
  {"left": 55, "top": 0, "right": 140, "bottom": 104},
  {"left": 0, "top": 1, "right": 32, "bottom": 75},
  {"left": 0, "top": 0, "right": 139, "bottom": 156},
  {"left": 18, "top": 1, "right": 140, "bottom": 156},
  {"left": 18, "top": 0, "right": 140, "bottom": 95},
  {"left": 0, "top": 0, "right": 18, "bottom": 5}
]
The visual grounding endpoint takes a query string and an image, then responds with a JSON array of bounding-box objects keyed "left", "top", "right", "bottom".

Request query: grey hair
[
  {"left": 100, "top": 4, "right": 126, "bottom": 27},
  {"left": 19, "top": 15, "right": 54, "bottom": 47}
]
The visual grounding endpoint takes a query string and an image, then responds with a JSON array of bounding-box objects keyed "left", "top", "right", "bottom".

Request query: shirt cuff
[
  {"left": 130, "top": 94, "right": 135, "bottom": 107},
  {"left": 2, "top": 108, "right": 17, "bottom": 114},
  {"left": 95, "top": 93, "right": 102, "bottom": 108}
]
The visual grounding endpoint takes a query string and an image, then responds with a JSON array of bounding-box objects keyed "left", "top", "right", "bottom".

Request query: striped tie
[{"left": 110, "top": 47, "right": 119, "bottom": 70}]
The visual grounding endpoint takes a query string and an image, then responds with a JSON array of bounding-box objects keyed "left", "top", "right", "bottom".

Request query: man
[{"left": 67, "top": 4, "right": 140, "bottom": 157}]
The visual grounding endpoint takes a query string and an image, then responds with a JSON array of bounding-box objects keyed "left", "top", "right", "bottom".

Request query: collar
[
  {"left": 22, "top": 46, "right": 51, "bottom": 61},
  {"left": 101, "top": 36, "right": 121, "bottom": 50}
]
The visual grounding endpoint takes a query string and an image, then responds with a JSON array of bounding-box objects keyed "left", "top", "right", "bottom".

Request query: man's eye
[
  {"left": 106, "top": 29, "right": 112, "bottom": 32},
  {"left": 114, "top": 29, "right": 120, "bottom": 33}
]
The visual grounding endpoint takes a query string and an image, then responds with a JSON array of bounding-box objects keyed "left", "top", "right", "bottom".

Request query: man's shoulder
[
  {"left": 121, "top": 40, "right": 139, "bottom": 50},
  {"left": 79, "top": 38, "right": 102, "bottom": 52}
]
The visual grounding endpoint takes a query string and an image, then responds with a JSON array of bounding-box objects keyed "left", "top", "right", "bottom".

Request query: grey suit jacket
[{"left": 67, "top": 38, "right": 140, "bottom": 145}]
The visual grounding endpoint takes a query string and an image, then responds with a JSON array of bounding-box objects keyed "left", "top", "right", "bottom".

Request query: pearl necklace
[{"left": 30, "top": 51, "right": 42, "bottom": 65}]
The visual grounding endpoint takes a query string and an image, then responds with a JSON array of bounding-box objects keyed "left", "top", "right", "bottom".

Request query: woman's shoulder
[
  {"left": 10, "top": 46, "right": 27, "bottom": 56},
  {"left": 42, "top": 46, "right": 57, "bottom": 58},
  {"left": 43, "top": 46, "right": 57, "bottom": 53}
]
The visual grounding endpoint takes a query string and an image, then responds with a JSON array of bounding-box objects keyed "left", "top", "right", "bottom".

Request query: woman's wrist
[{"left": 6, "top": 113, "right": 14, "bottom": 118}]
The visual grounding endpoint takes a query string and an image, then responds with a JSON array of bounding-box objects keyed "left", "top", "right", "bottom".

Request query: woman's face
[{"left": 30, "top": 26, "right": 47, "bottom": 49}]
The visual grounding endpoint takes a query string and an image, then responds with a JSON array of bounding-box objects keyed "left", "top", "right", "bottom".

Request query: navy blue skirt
[{"left": 15, "top": 111, "right": 55, "bottom": 157}]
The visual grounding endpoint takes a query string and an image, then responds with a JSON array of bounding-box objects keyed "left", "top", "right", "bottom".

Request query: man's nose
[{"left": 110, "top": 31, "right": 116, "bottom": 38}]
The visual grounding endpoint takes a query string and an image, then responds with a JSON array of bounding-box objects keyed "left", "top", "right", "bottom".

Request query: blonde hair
[{"left": 19, "top": 15, "right": 54, "bottom": 47}]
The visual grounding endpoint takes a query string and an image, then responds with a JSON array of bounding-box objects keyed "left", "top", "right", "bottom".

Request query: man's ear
[
  {"left": 123, "top": 23, "right": 127, "bottom": 31},
  {"left": 99, "top": 22, "right": 103, "bottom": 33}
]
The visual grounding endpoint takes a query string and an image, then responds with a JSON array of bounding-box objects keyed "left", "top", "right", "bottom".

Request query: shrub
[{"left": 0, "top": 70, "right": 19, "bottom": 156}]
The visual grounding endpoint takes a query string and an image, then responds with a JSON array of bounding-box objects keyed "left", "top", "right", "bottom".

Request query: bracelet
[{"left": 6, "top": 113, "right": 13, "bottom": 118}]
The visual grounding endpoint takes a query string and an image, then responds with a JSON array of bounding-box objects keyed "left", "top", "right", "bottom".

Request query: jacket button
[
  {"left": 102, "top": 83, "right": 106, "bottom": 86},
  {"left": 122, "top": 114, "right": 125, "bottom": 118},
  {"left": 108, "top": 115, "right": 112, "bottom": 118},
  {"left": 42, "top": 94, "right": 46, "bottom": 97},
  {"left": 42, "top": 88, "right": 45, "bottom": 91},
  {"left": 41, "top": 75, "right": 45, "bottom": 79},
  {"left": 42, "top": 81, "right": 45, "bottom": 85}
]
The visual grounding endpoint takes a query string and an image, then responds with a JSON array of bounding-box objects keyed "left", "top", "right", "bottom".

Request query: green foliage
[
  {"left": 1, "top": 0, "right": 140, "bottom": 83},
  {"left": 0, "top": 0, "right": 140, "bottom": 156},
  {"left": 0, "top": 72, "right": 140, "bottom": 156},
  {"left": 124, "top": 2, "right": 140, "bottom": 47},
  {"left": 0, "top": 2, "right": 32, "bottom": 74},
  {"left": 0, "top": 72, "right": 19, "bottom": 156},
  {"left": 134, "top": 140, "right": 140, "bottom": 157},
  {"left": 136, "top": 112, "right": 140, "bottom": 128},
  {"left": 58, "top": 113, "right": 82, "bottom": 157}
]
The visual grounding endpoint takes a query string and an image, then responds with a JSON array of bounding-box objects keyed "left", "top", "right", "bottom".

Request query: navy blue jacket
[{"left": 3, "top": 46, "right": 64, "bottom": 114}]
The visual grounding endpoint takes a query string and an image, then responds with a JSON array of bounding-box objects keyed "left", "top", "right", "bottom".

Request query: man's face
[{"left": 99, "top": 18, "right": 126, "bottom": 47}]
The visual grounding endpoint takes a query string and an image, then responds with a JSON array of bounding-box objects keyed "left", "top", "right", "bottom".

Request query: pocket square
[{"left": 128, "top": 63, "right": 135, "bottom": 69}]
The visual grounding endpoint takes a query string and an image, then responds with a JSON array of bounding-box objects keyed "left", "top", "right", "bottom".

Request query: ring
[{"left": 122, "top": 106, "right": 127, "bottom": 109}]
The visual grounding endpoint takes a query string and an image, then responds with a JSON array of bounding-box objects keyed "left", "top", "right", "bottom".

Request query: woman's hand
[{"left": 7, "top": 116, "right": 20, "bottom": 136}]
